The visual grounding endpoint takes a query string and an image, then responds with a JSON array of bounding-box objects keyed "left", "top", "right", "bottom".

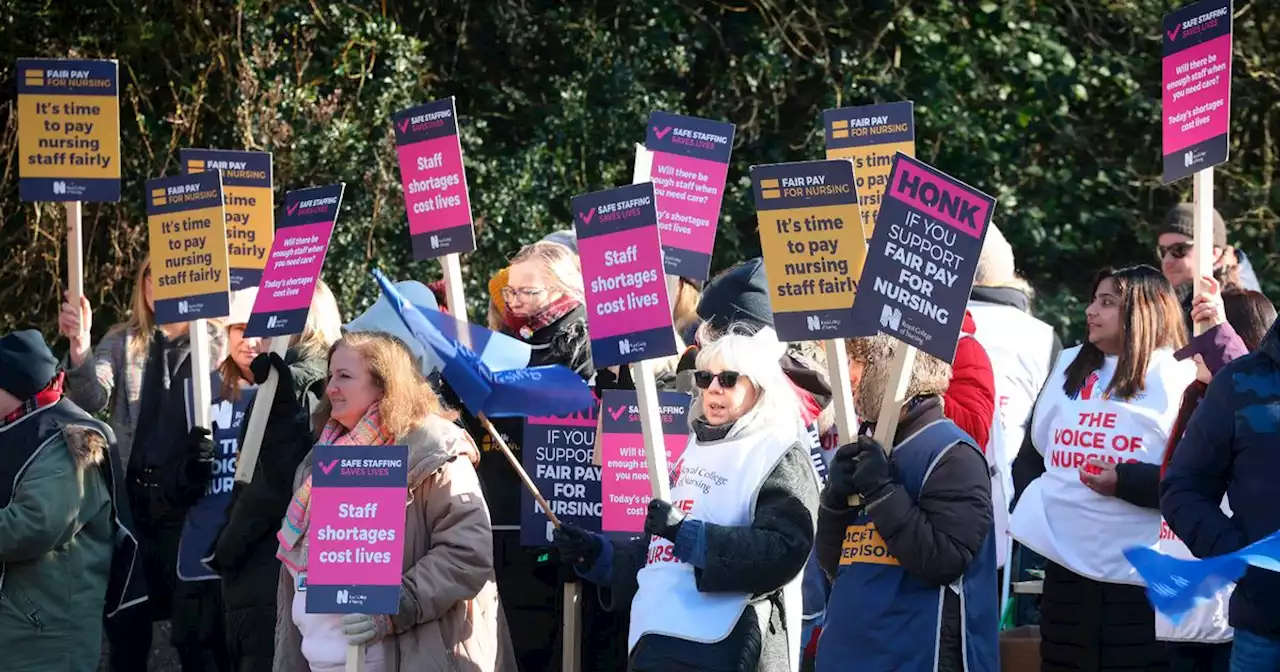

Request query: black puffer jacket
[
  {"left": 816, "top": 397, "right": 992, "bottom": 672},
  {"left": 206, "top": 348, "right": 327, "bottom": 669}
]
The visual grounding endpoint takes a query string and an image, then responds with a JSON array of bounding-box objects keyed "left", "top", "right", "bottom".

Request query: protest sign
[
  {"left": 750, "top": 159, "right": 868, "bottom": 341},
  {"left": 306, "top": 444, "right": 410, "bottom": 615},
  {"left": 17, "top": 58, "right": 120, "bottom": 202},
  {"left": 644, "top": 111, "right": 735, "bottom": 280},
  {"left": 145, "top": 170, "right": 231, "bottom": 324},
  {"left": 598, "top": 389, "right": 691, "bottom": 535},
  {"left": 849, "top": 153, "right": 996, "bottom": 364},
  {"left": 178, "top": 374, "right": 255, "bottom": 581},
  {"left": 244, "top": 184, "right": 344, "bottom": 338},
  {"left": 182, "top": 149, "right": 275, "bottom": 290},
  {"left": 574, "top": 182, "right": 677, "bottom": 368},
  {"left": 393, "top": 97, "right": 475, "bottom": 259},
  {"left": 1161, "top": 0, "right": 1232, "bottom": 184},
  {"left": 521, "top": 404, "right": 602, "bottom": 546},
  {"left": 823, "top": 102, "right": 915, "bottom": 237}
]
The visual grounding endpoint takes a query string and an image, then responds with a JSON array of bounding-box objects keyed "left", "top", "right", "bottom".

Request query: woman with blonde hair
[
  {"left": 61, "top": 255, "right": 226, "bottom": 671},
  {"left": 208, "top": 279, "right": 343, "bottom": 672},
  {"left": 274, "top": 331, "right": 513, "bottom": 671}
]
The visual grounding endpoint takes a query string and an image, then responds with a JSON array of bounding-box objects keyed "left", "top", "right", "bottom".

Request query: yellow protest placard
[
  {"left": 823, "top": 102, "right": 915, "bottom": 237},
  {"left": 146, "top": 171, "right": 231, "bottom": 324}
]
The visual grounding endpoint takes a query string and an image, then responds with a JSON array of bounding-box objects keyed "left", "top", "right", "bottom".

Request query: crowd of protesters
[{"left": 0, "top": 202, "right": 1277, "bottom": 672}]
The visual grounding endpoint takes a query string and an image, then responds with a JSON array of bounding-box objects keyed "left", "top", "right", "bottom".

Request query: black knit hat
[
  {"left": 695, "top": 257, "right": 773, "bottom": 334},
  {"left": 1160, "top": 203, "right": 1227, "bottom": 248},
  {"left": 0, "top": 329, "right": 59, "bottom": 401}
]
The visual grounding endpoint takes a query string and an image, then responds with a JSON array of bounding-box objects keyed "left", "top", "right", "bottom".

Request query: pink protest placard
[
  {"left": 645, "top": 111, "right": 735, "bottom": 281},
  {"left": 244, "top": 183, "right": 344, "bottom": 338},
  {"left": 305, "top": 444, "right": 408, "bottom": 614},
  {"left": 599, "top": 389, "right": 690, "bottom": 535},
  {"left": 573, "top": 182, "right": 677, "bottom": 368},
  {"left": 393, "top": 97, "right": 476, "bottom": 259},
  {"left": 1161, "top": 0, "right": 1232, "bottom": 183}
]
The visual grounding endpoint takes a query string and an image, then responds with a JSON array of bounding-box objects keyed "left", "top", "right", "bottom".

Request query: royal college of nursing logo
[{"left": 1073, "top": 371, "right": 1101, "bottom": 401}]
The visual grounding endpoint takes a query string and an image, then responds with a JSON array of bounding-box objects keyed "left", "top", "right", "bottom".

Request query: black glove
[
  {"left": 644, "top": 498, "right": 687, "bottom": 542},
  {"left": 827, "top": 441, "right": 861, "bottom": 504},
  {"left": 186, "top": 426, "right": 216, "bottom": 482},
  {"left": 850, "top": 436, "right": 896, "bottom": 501},
  {"left": 250, "top": 352, "right": 300, "bottom": 416},
  {"left": 552, "top": 523, "right": 603, "bottom": 569}
]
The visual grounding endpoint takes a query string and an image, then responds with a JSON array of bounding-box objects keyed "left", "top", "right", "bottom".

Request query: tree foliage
[{"left": 2, "top": 1, "right": 1277, "bottom": 347}]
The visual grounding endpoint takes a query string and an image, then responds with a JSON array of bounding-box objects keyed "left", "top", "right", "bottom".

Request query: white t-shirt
[{"left": 1010, "top": 346, "right": 1195, "bottom": 584}]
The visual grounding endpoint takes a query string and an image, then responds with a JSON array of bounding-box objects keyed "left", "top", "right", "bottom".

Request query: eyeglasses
[
  {"left": 1157, "top": 242, "right": 1194, "bottom": 260},
  {"left": 693, "top": 370, "right": 741, "bottom": 390},
  {"left": 500, "top": 286, "right": 546, "bottom": 301}
]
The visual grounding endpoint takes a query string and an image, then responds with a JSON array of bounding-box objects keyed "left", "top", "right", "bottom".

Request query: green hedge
[{"left": 2, "top": 1, "right": 1276, "bottom": 347}]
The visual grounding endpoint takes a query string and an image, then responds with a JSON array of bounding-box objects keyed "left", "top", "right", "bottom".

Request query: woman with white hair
[{"left": 553, "top": 326, "right": 820, "bottom": 671}]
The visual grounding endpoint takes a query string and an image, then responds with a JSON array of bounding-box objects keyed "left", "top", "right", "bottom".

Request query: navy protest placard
[
  {"left": 306, "top": 444, "right": 410, "bottom": 615},
  {"left": 644, "top": 111, "right": 735, "bottom": 280},
  {"left": 182, "top": 149, "right": 275, "bottom": 290},
  {"left": 145, "top": 170, "right": 231, "bottom": 324},
  {"left": 1161, "top": 0, "right": 1232, "bottom": 183},
  {"left": 521, "top": 403, "right": 601, "bottom": 546},
  {"left": 393, "top": 97, "right": 476, "bottom": 258},
  {"left": 18, "top": 58, "right": 121, "bottom": 202},
  {"left": 574, "top": 182, "right": 677, "bottom": 368},
  {"left": 751, "top": 159, "right": 868, "bottom": 341},
  {"left": 179, "top": 374, "right": 256, "bottom": 581},
  {"left": 244, "top": 184, "right": 344, "bottom": 338},
  {"left": 849, "top": 153, "right": 996, "bottom": 363}
]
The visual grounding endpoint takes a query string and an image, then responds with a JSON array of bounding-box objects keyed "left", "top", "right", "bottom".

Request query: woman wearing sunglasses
[{"left": 553, "top": 326, "right": 820, "bottom": 671}]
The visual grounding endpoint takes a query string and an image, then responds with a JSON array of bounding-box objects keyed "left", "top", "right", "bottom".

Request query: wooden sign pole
[
  {"left": 441, "top": 253, "right": 468, "bottom": 320},
  {"left": 189, "top": 319, "right": 214, "bottom": 430},
  {"left": 66, "top": 201, "right": 84, "bottom": 308},
  {"left": 1192, "top": 168, "right": 1215, "bottom": 337},
  {"left": 848, "top": 342, "right": 917, "bottom": 506},
  {"left": 235, "top": 337, "right": 289, "bottom": 483}
]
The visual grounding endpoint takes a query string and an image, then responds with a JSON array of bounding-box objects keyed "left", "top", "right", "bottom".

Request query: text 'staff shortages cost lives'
[
  {"left": 306, "top": 444, "right": 409, "bottom": 615},
  {"left": 521, "top": 405, "right": 602, "bottom": 546},
  {"left": 644, "top": 111, "right": 735, "bottom": 281},
  {"left": 145, "top": 171, "right": 231, "bottom": 325},
  {"left": 849, "top": 153, "right": 996, "bottom": 364},
  {"left": 18, "top": 58, "right": 121, "bottom": 202},
  {"left": 245, "top": 184, "right": 345, "bottom": 339},
  {"left": 751, "top": 159, "right": 868, "bottom": 342},
  {"left": 574, "top": 182, "right": 677, "bottom": 369},
  {"left": 182, "top": 149, "right": 275, "bottom": 290},
  {"left": 393, "top": 97, "right": 476, "bottom": 259},
  {"left": 599, "top": 389, "right": 690, "bottom": 536},
  {"left": 823, "top": 101, "right": 915, "bottom": 237},
  {"left": 1162, "top": 0, "right": 1232, "bottom": 183}
]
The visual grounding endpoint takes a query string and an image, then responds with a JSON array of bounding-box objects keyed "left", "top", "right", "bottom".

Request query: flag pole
[{"left": 476, "top": 412, "right": 562, "bottom": 529}]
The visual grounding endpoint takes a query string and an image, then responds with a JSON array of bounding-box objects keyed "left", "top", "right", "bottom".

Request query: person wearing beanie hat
[
  {"left": 1157, "top": 203, "right": 1261, "bottom": 295},
  {"left": 695, "top": 257, "right": 774, "bottom": 335},
  {"left": 0, "top": 328, "right": 139, "bottom": 671},
  {"left": 540, "top": 228, "right": 579, "bottom": 255}
]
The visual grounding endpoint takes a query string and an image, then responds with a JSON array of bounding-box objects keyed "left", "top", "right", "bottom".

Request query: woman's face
[
  {"left": 143, "top": 271, "right": 156, "bottom": 312},
  {"left": 1085, "top": 278, "right": 1124, "bottom": 355},
  {"left": 227, "top": 325, "right": 261, "bottom": 375},
  {"left": 504, "top": 261, "right": 557, "bottom": 317},
  {"left": 326, "top": 344, "right": 384, "bottom": 430},
  {"left": 698, "top": 366, "right": 758, "bottom": 426}
]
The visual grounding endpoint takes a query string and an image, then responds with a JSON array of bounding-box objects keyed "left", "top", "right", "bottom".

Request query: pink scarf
[{"left": 277, "top": 403, "right": 392, "bottom": 576}]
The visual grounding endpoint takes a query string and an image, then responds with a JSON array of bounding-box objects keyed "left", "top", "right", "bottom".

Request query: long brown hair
[
  {"left": 312, "top": 331, "right": 457, "bottom": 439},
  {"left": 1064, "top": 265, "right": 1187, "bottom": 400},
  {"left": 106, "top": 256, "right": 157, "bottom": 361}
]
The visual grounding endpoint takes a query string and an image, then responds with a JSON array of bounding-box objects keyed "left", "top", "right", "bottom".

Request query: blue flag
[
  {"left": 371, "top": 269, "right": 595, "bottom": 418},
  {"left": 1125, "top": 529, "right": 1280, "bottom": 623}
]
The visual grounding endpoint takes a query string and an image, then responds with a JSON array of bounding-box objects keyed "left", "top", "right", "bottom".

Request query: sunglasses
[
  {"left": 693, "top": 370, "right": 741, "bottom": 390},
  {"left": 1157, "top": 242, "right": 1194, "bottom": 260}
]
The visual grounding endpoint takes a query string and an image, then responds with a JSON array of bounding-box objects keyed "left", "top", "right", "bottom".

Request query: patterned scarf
[
  {"left": 0, "top": 372, "right": 65, "bottom": 428},
  {"left": 503, "top": 295, "right": 582, "bottom": 341},
  {"left": 277, "top": 403, "right": 392, "bottom": 576}
]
